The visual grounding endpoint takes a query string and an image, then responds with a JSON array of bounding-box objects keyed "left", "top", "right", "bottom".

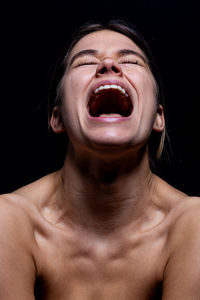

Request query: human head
[{"left": 48, "top": 19, "right": 168, "bottom": 166}]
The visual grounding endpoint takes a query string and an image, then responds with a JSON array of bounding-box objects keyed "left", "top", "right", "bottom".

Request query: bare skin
[
  {"left": 1, "top": 30, "right": 200, "bottom": 299},
  {"left": 1, "top": 169, "right": 200, "bottom": 300}
]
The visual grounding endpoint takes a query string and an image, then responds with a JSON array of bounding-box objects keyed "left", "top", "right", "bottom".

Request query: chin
[{"left": 86, "top": 132, "right": 134, "bottom": 150}]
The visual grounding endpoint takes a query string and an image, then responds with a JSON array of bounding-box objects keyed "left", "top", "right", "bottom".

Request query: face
[{"left": 51, "top": 30, "right": 164, "bottom": 154}]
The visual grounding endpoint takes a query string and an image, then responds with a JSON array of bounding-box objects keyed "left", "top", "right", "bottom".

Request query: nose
[{"left": 95, "top": 58, "right": 123, "bottom": 77}]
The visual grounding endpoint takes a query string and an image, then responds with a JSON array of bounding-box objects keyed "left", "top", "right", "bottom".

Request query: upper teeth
[{"left": 94, "top": 84, "right": 128, "bottom": 96}]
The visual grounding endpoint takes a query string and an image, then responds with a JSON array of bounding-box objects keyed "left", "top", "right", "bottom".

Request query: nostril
[
  {"left": 111, "top": 66, "right": 120, "bottom": 73},
  {"left": 99, "top": 66, "right": 107, "bottom": 74},
  {"left": 97, "top": 60, "right": 122, "bottom": 76}
]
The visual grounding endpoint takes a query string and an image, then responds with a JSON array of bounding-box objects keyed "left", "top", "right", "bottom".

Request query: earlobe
[
  {"left": 50, "top": 106, "right": 66, "bottom": 133},
  {"left": 153, "top": 104, "right": 165, "bottom": 132}
]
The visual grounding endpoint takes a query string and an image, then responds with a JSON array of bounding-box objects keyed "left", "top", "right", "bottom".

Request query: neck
[{"left": 54, "top": 144, "right": 158, "bottom": 235}]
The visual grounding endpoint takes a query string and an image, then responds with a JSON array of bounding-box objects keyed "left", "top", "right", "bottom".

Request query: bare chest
[{"left": 34, "top": 227, "right": 166, "bottom": 300}]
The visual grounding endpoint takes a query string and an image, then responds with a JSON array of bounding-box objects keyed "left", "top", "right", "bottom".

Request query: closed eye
[
  {"left": 77, "top": 61, "right": 97, "bottom": 67},
  {"left": 120, "top": 59, "right": 140, "bottom": 65}
]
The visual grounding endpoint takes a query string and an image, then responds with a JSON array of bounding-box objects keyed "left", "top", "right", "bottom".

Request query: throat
[
  {"left": 52, "top": 145, "right": 157, "bottom": 234},
  {"left": 57, "top": 165, "right": 155, "bottom": 235}
]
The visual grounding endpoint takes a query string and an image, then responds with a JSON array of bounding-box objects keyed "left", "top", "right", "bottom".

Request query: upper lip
[{"left": 87, "top": 79, "right": 132, "bottom": 105}]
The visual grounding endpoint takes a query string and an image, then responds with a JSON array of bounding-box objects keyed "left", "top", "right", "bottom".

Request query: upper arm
[
  {"left": 0, "top": 199, "right": 36, "bottom": 299},
  {"left": 162, "top": 203, "right": 200, "bottom": 299}
]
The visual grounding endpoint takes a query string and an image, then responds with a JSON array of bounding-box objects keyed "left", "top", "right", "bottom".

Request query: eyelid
[
  {"left": 119, "top": 59, "right": 143, "bottom": 66},
  {"left": 73, "top": 56, "right": 99, "bottom": 66},
  {"left": 76, "top": 62, "right": 98, "bottom": 68},
  {"left": 118, "top": 55, "right": 144, "bottom": 64},
  {"left": 72, "top": 55, "right": 144, "bottom": 68}
]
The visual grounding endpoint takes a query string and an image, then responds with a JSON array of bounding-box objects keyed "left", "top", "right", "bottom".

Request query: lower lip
[{"left": 87, "top": 114, "right": 132, "bottom": 123}]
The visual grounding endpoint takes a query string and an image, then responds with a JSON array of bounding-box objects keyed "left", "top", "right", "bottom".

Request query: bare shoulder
[
  {"left": 0, "top": 192, "right": 30, "bottom": 222},
  {"left": 0, "top": 171, "right": 58, "bottom": 234},
  {"left": 167, "top": 195, "right": 200, "bottom": 245},
  {"left": 0, "top": 171, "right": 61, "bottom": 242},
  {"left": 154, "top": 177, "right": 200, "bottom": 256},
  {"left": 0, "top": 191, "right": 37, "bottom": 260},
  {"left": 0, "top": 192, "right": 35, "bottom": 244},
  {"left": 161, "top": 196, "right": 200, "bottom": 299},
  {"left": 1, "top": 171, "right": 56, "bottom": 216},
  {"left": 0, "top": 194, "right": 36, "bottom": 299},
  {"left": 169, "top": 194, "right": 200, "bottom": 224},
  {"left": 155, "top": 176, "right": 200, "bottom": 225},
  {"left": 0, "top": 173, "right": 59, "bottom": 298}
]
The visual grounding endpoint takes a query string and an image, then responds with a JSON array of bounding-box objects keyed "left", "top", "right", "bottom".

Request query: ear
[
  {"left": 50, "top": 106, "right": 66, "bottom": 134},
  {"left": 153, "top": 104, "right": 165, "bottom": 132}
]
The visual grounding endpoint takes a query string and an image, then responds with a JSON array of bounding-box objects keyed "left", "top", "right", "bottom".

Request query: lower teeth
[{"left": 99, "top": 113, "right": 122, "bottom": 117}]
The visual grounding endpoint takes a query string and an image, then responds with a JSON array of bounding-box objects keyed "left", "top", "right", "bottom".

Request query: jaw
[
  {"left": 67, "top": 135, "right": 148, "bottom": 171},
  {"left": 78, "top": 118, "right": 142, "bottom": 154}
]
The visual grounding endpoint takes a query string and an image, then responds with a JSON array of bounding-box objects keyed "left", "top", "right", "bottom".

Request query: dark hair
[{"left": 48, "top": 19, "right": 169, "bottom": 166}]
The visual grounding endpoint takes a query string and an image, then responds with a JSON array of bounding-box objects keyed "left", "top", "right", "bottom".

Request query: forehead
[{"left": 70, "top": 29, "right": 145, "bottom": 57}]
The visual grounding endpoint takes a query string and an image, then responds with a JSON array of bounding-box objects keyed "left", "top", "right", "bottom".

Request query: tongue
[{"left": 99, "top": 113, "right": 122, "bottom": 118}]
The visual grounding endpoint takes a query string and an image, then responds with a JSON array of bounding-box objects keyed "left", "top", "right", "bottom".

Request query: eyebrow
[{"left": 68, "top": 48, "right": 148, "bottom": 67}]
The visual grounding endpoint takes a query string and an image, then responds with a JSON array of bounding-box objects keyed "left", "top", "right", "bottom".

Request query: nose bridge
[
  {"left": 103, "top": 57, "right": 116, "bottom": 68},
  {"left": 95, "top": 57, "right": 122, "bottom": 76}
]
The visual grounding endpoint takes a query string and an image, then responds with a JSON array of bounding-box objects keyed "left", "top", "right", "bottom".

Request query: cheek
[
  {"left": 136, "top": 71, "right": 157, "bottom": 107},
  {"left": 64, "top": 68, "right": 95, "bottom": 93},
  {"left": 126, "top": 67, "right": 156, "bottom": 100},
  {"left": 61, "top": 70, "right": 92, "bottom": 109},
  {"left": 64, "top": 76, "right": 81, "bottom": 100},
  {"left": 135, "top": 73, "right": 158, "bottom": 133},
  {"left": 59, "top": 74, "right": 87, "bottom": 135},
  {"left": 61, "top": 74, "right": 82, "bottom": 113},
  {"left": 61, "top": 69, "right": 96, "bottom": 120},
  {"left": 141, "top": 81, "right": 157, "bottom": 118}
]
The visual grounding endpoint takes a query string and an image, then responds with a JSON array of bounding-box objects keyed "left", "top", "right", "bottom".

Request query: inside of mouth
[{"left": 88, "top": 89, "right": 133, "bottom": 117}]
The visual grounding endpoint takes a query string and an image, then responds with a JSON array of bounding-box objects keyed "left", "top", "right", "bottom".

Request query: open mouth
[{"left": 88, "top": 84, "right": 133, "bottom": 118}]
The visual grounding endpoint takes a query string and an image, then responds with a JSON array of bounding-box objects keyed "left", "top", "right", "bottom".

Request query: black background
[{"left": 1, "top": 0, "right": 200, "bottom": 195}]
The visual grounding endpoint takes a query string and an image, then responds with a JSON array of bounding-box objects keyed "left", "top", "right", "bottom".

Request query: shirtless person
[{"left": 1, "top": 19, "right": 200, "bottom": 300}]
